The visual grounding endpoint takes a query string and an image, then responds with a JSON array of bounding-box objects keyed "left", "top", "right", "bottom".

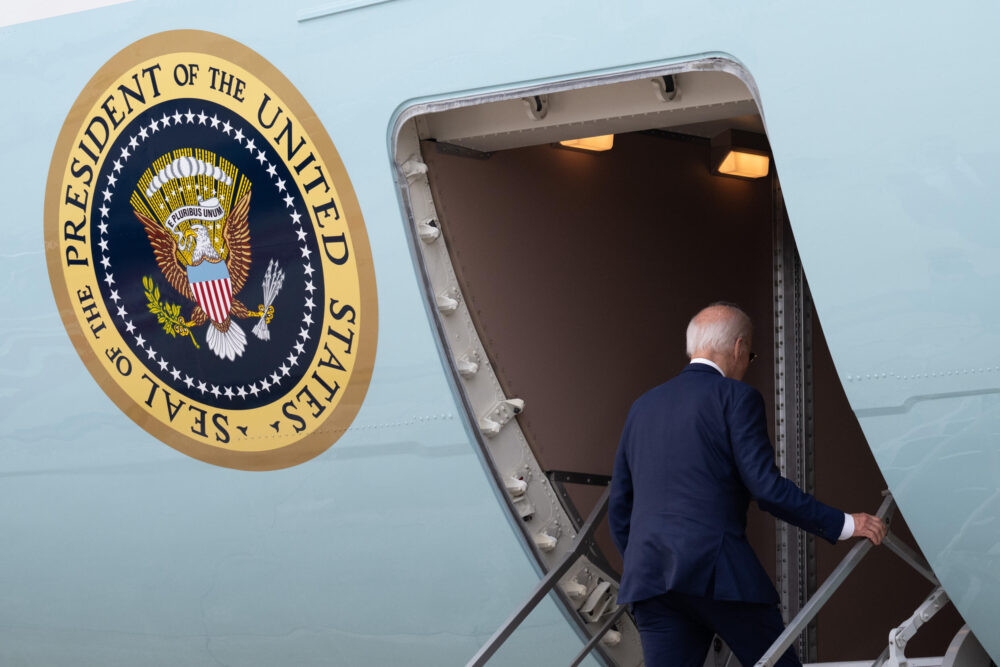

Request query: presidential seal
[{"left": 45, "top": 31, "right": 378, "bottom": 470}]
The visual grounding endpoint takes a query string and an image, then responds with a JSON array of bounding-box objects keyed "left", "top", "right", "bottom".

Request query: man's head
[{"left": 686, "top": 302, "right": 755, "bottom": 380}]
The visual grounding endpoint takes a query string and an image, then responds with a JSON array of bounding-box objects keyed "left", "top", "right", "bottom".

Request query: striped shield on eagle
[
  {"left": 188, "top": 261, "right": 234, "bottom": 326},
  {"left": 131, "top": 152, "right": 275, "bottom": 361}
]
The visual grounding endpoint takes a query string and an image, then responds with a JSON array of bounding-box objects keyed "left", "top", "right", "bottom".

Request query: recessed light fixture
[
  {"left": 710, "top": 129, "right": 770, "bottom": 179},
  {"left": 558, "top": 134, "right": 614, "bottom": 152}
]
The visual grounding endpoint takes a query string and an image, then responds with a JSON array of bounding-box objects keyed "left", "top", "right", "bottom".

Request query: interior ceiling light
[
  {"left": 710, "top": 129, "right": 770, "bottom": 179},
  {"left": 558, "top": 134, "right": 614, "bottom": 152}
]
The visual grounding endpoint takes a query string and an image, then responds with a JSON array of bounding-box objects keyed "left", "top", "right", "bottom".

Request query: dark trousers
[{"left": 631, "top": 591, "right": 801, "bottom": 667}]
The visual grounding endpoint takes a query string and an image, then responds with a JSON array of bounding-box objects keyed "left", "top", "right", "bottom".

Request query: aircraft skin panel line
[
  {"left": 0, "top": 0, "right": 133, "bottom": 29},
  {"left": 297, "top": 0, "right": 398, "bottom": 22}
]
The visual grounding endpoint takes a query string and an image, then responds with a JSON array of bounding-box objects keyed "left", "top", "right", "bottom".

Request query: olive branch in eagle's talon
[{"left": 143, "top": 276, "right": 200, "bottom": 349}]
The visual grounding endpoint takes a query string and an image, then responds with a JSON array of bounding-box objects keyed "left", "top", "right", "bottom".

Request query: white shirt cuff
[{"left": 839, "top": 513, "right": 855, "bottom": 541}]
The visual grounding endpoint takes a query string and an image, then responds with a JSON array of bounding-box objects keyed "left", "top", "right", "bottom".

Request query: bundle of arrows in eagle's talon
[{"left": 253, "top": 259, "right": 285, "bottom": 341}]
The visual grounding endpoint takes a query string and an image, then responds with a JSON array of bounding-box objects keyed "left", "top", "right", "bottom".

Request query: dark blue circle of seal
[{"left": 91, "top": 98, "right": 324, "bottom": 411}]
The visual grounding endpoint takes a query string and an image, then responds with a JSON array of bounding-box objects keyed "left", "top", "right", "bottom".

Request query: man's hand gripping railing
[{"left": 754, "top": 492, "right": 899, "bottom": 667}]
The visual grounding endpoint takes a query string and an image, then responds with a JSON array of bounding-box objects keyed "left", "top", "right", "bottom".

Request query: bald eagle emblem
[{"left": 131, "top": 151, "right": 284, "bottom": 360}]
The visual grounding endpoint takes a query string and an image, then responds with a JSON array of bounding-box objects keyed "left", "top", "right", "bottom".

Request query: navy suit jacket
[{"left": 609, "top": 363, "right": 845, "bottom": 604}]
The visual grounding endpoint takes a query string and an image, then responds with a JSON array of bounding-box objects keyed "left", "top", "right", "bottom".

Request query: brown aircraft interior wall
[{"left": 420, "top": 131, "right": 962, "bottom": 661}]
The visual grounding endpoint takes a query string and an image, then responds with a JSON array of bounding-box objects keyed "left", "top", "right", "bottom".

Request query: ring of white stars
[{"left": 99, "top": 106, "right": 319, "bottom": 402}]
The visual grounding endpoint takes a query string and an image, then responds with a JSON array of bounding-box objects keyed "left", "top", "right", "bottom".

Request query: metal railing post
[
  {"left": 882, "top": 533, "right": 938, "bottom": 585},
  {"left": 568, "top": 604, "right": 629, "bottom": 667},
  {"left": 466, "top": 487, "right": 611, "bottom": 667}
]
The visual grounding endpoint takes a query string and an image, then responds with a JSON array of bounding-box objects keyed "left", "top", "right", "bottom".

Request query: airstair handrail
[
  {"left": 755, "top": 492, "right": 919, "bottom": 667},
  {"left": 754, "top": 492, "right": 898, "bottom": 666},
  {"left": 469, "top": 487, "right": 941, "bottom": 667},
  {"left": 466, "top": 486, "right": 612, "bottom": 667}
]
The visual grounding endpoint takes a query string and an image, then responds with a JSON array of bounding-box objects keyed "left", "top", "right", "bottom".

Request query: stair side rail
[{"left": 466, "top": 486, "right": 611, "bottom": 667}]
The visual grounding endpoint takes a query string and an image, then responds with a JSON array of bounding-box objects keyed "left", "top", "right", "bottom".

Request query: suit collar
[{"left": 683, "top": 361, "right": 723, "bottom": 376}]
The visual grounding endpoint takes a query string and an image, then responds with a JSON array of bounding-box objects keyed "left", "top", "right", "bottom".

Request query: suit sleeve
[
  {"left": 729, "top": 387, "right": 845, "bottom": 544},
  {"left": 608, "top": 418, "right": 634, "bottom": 556}
]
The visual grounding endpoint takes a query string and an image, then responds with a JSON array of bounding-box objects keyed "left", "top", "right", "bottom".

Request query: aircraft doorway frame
[
  {"left": 774, "top": 181, "right": 818, "bottom": 662},
  {"left": 390, "top": 55, "right": 815, "bottom": 665}
]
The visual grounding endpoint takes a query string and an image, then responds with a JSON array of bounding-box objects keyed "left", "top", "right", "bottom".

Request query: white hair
[{"left": 685, "top": 302, "right": 752, "bottom": 357}]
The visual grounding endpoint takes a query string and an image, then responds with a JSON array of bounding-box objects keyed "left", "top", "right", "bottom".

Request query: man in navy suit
[{"left": 609, "top": 303, "right": 886, "bottom": 667}]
